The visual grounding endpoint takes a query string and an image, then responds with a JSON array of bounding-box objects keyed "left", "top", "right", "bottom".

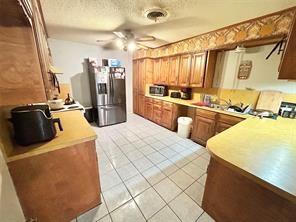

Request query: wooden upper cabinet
[
  {"left": 132, "top": 60, "right": 139, "bottom": 91},
  {"left": 168, "top": 56, "right": 180, "bottom": 86},
  {"left": 138, "top": 59, "right": 146, "bottom": 95},
  {"left": 145, "top": 59, "right": 154, "bottom": 85},
  {"left": 178, "top": 54, "right": 192, "bottom": 87},
  {"left": 190, "top": 52, "right": 207, "bottom": 87},
  {"left": 159, "top": 57, "right": 169, "bottom": 85},
  {"left": 153, "top": 58, "right": 162, "bottom": 84},
  {"left": 0, "top": 0, "right": 47, "bottom": 105},
  {"left": 278, "top": 15, "right": 296, "bottom": 79}
]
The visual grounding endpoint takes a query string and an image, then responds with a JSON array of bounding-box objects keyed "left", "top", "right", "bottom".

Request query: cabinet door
[
  {"left": 138, "top": 59, "right": 146, "bottom": 95},
  {"left": 138, "top": 95, "right": 145, "bottom": 116},
  {"left": 133, "top": 91, "right": 139, "bottom": 114},
  {"left": 133, "top": 60, "right": 139, "bottom": 91},
  {"left": 153, "top": 104, "right": 162, "bottom": 124},
  {"left": 160, "top": 57, "right": 169, "bottom": 85},
  {"left": 145, "top": 59, "right": 154, "bottom": 84},
  {"left": 145, "top": 101, "right": 154, "bottom": 120},
  {"left": 153, "top": 59, "right": 161, "bottom": 84},
  {"left": 190, "top": 53, "right": 207, "bottom": 87},
  {"left": 278, "top": 15, "right": 296, "bottom": 79},
  {"left": 168, "top": 56, "right": 180, "bottom": 86},
  {"left": 215, "top": 122, "right": 232, "bottom": 134},
  {"left": 178, "top": 54, "right": 192, "bottom": 87},
  {"left": 161, "top": 106, "right": 173, "bottom": 129},
  {"left": 191, "top": 116, "right": 216, "bottom": 146}
]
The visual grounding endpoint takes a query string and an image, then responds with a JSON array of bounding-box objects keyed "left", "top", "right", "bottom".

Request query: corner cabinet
[{"left": 278, "top": 15, "right": 296, "bottom": 80}]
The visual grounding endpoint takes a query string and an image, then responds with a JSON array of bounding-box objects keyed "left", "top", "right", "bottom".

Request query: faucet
[{"left": 217, "top": 98, "right": 232, "bottom": 107}]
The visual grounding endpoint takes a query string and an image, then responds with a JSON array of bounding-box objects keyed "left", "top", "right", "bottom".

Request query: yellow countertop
[
  {"left": 0, "top": 110, "right": 97, "bottom": 163},
  {"left": 207, "top": 117, "right": 296, "bottom": 203},
  {"left": 146, "top": 94, "right": 251, "bottom": 119}
]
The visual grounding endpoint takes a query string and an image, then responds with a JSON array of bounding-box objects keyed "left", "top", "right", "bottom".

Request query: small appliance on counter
[
  {"left": 10, "top": 104, "right": 63, "bottom": 146},
  {"left": 279, "top": 102, "right": 296, "bottom": 119},
  {"left": 249, "top": 109, "right": 278, "bottom": 119},
  {"left": 170, "top": 91, "right": 181, "bottom": 98},
  {"left": 64, "top": 93, "right": 75, "bottom": 105},
  {"left": 48, "top": 98, "right": 64, "bottom": 110},
  {"left": 180, "top": 88, "right": 192, "bottom": 100},
  {"left": 149, "top": 85, "right": 168, "bottom": 96}
]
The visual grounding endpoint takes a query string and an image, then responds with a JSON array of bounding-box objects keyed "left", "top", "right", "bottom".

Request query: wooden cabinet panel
[
  {"left": 191, "top": 115, "right": 216, "bottom": 146},
  {"left": 145, "top": 99, "right": 153, "bottom": 120},
  {"left": 215, "top": 122, "right": 232, "bottom": 134},
  {"left": 169, "top": 56, "right": 180, "bottom": 86},
  {"left": 133, "top": 91, "right": 139, "bottom": 114},
  {"left": 145, "top": 59, "right": 154, "bottom": 84},
  {"left": 133, "top": 60, "right": 138, "bottom": 90},
  {"left": 161, "top": 106, "right": 173, "bottom": 129},
  {"left": 159, "top": 57, "right": 169, "bottom": 85},
  {"left": 138, "top": 95, "right": 145, "bottom": 116},
  {"left": 153, "top": 59, "right": 161, "bottom": 84},
  {"left": 138, "top": 59, "right": 146, "bottom": 95},
  {"left": 153, "top": 100, "right": 162, "bottom": 124},
  {"left": 278, "top": 15, "right": 296, "bottom": 79},
  {"left": 0, "top": 0, "right": 47, "bottom": 105},
  {"left": 190, "top": 53, "right": 207, "bottom": 87},
  {"left": 178, "top": 54, "right": 192, "bottom": 87}
]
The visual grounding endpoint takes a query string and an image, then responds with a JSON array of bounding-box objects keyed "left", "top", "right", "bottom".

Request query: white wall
[
  {"left": 0, "top": 150, "right": 24, "bottom": 222},
  {"left": 48, "top": 38, "right": 133, "bottom": 112},
  {"left": 213, "top": 44, "right": 296, "bottom": 93}
]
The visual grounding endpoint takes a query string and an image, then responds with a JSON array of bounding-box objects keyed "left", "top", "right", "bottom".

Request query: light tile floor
[{"left": 74, "top": 114, "right": 215, "bottom": 222}]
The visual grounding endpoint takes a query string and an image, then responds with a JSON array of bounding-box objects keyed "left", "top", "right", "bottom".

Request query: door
[
  {"left": 111, "top": 74, "right": 126, "bottom": 105},
  {"left": 133, "top": 60, "right": 138, "bottom": 91},
  {"left": 145, "top": 101, "right": 153, "bottom": 120},
  {"left": 190, "top": 53, "right": 207, "bottom": 87},
  {"left": 161, "top": 104, "right": 173, "bottom": 129},
  {"left": 138, "top": 59, "right": 146, "bottom": 95},
  {"left": 138, "top": 95, "right": 145, "bottom": 116},
  {"left": 160, "top": 57, "right": 169, "bottom": 85},
  {"left": 133, "top": 91, "right": 138, "bottom": 114},
  {"left": 153, "top": 58, "right": 161, "bottom": 84},
  {"left": 97, "top": 104, "right": 126, "bottom": 126},
  {"left": 153, "top": 103, "right": 162, "bottom": 124},
  {"left": 178, "top": 54, "right": 192, "bottom": 87},
  {"left": 191, "top": 115, "right": 216, "bottom": 146},
  {"left": 169, "top": 56, "right": 180, "bottom": 86}
]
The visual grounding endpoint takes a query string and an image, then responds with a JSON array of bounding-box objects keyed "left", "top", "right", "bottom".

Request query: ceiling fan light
[
  {"left": 127, "top": 40, "right": 137, "bottom": 51},
  {"left": 116, "top": 38, "right": 124, "bottom": 49}
]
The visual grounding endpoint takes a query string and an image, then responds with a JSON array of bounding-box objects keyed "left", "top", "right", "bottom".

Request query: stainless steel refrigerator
[{"left": 87, "top": 58, "right": 126, "bottom": 127}]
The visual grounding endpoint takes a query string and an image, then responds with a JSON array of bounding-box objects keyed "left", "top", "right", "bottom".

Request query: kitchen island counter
[
  {"left": 203, "top": 117, "right": 296, "bottom": 221},
  {"left": 0, "top": 110, "right": 97, "bottom": 162}
]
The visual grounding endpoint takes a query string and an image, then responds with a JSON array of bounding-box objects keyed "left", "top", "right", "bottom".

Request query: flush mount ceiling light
[{"left": 144, "top": 7, "right": 169, "bottom": 22}]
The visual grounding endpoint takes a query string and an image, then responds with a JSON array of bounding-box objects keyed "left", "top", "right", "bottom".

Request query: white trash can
[{"left": 177, "top": 117, "right": 193, "bottom": 138}]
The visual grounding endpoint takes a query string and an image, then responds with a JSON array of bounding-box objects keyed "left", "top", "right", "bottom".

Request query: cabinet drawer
[
  {"left": 196, "top": 108, "right": 216, "bottom": 120},
  {"left": 153, "top": 104, "right": 162, "bottom": 111},
  {"left": 153, "top": 99, "right": 163, "bottom": 106},
  {"left": 163, "top": 101, "right": 173, "bottom": 109},
  {"left": 145, "top": 97, "right": 153, "bottom": 103},
  {"left": 217, "top": 114, "right": 244, "bottom": 125}
]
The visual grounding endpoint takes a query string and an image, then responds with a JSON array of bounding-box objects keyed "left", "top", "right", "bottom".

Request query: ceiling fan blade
[
  {"left": 96, "top": 37, "right": 116, "bottom": 43},
  {"left": 137, "top": 43, "right": 149, "bottom": 50},
  {"left": 135, "top": 36, "right": 156, "bottom": 42},
  {"left": 113, "top": 31, "right": 125, "bottom": 39}
]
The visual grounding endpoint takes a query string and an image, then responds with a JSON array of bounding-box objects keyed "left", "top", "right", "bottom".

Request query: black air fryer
[{"left": 10, "top": 104, "right": 63, "bottom": 146}]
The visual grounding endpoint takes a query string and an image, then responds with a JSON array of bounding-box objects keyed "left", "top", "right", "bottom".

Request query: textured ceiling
[{"left": 40, "top": 0, "right": 296, "bottom": 48}]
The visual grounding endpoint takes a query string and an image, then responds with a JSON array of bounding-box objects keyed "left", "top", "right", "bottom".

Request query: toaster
[{"left": 170, "top": 92, "right": 181, "bottom": 98}]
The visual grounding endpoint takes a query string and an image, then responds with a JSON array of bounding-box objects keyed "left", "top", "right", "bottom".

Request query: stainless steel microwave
[{"left": 149, "top": 85, "right": 168, "bottom": 96}]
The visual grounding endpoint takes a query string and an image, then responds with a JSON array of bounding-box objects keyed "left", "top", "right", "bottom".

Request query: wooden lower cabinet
[
  {"left": 133, "top": 91, "right": 139, "bottom": 114},
  {"left": 191, "top": 115, "right": 216, "bottom": 146},
  {"left": 138, "top": 95, "right": 146, "bottom": 116},
  {"left": 153, "top": 103, "right": 162, "bottom": 124},
  {"left": 8, "top": 140, "right": 100, "bottom": 222},
  {"left": 145, "top": 98, "right": 154, "bottom": 120},
  {"left": 191, "top": 109, "right": 244, "bottom": 146}
]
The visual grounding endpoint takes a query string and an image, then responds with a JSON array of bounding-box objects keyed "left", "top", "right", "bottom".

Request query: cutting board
[{"left": 256, "top": 90, "right": 283, "bottom": 113}]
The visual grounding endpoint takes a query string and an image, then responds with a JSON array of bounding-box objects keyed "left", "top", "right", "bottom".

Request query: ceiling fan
[{"left": 96, "top": 29, "right": 156, "bottom": 51}]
